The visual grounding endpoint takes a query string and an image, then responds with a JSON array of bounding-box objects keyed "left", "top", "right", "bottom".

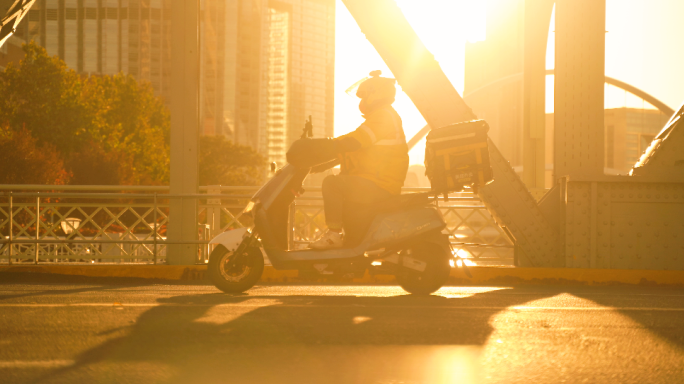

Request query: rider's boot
[{"left": 309, "top": 229, "right": 344, "bottom": 249}]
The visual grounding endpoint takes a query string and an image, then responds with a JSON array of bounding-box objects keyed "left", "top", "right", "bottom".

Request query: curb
[
  {"left": 0, "top": 265, "right": 207, "bottom": 281},
  {"left": 1, "top": 265, "right": 684, "bottom": 286}
]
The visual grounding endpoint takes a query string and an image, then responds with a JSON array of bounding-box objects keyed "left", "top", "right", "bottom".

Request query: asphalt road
[{"left": 1, "top": 280, "right": 683, "bottom": 384}]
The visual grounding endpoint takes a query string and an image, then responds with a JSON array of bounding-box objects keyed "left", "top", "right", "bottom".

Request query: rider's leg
[
  {"left": 309, "top": 175, "right": 346, "bottom": 249},
  {"left": 321, "top": 174, "right": 346, "bottom": 231},
  {"left": 311, "top": 174, "right": 391, "bottom": 249}
]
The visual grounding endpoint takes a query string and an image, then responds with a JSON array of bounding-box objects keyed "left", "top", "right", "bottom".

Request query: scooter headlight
[{"left": 243, "top": 200, "right": 257, "bottom": 214}]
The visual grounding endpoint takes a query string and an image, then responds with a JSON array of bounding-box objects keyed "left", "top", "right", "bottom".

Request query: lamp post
[{"left": 60, "top": 218, "right": 81, "bottom": 235}]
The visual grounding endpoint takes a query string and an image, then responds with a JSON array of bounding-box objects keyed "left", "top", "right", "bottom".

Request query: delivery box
[{"left": 424, "top": 119, "right": 493, "bottom": 195}]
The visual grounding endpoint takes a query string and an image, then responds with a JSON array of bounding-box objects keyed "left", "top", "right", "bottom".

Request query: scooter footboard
[{"left": 265, "top": 247, "right": 364, "bottom": 270}]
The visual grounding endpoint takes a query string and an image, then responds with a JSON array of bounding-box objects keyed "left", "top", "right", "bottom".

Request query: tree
[
  {"left": 0, "top": 125, "right": 70, "bottom": 185},
  {"left": 78, "top": 73, "right": 170, "bottom": 185},
  {"left": 66, "top": 141, "right": 135, "bottom": 185},
  {"left": 0, "top": 43, "right": 170, "bottom": 185},
  {"left": 199, "top": 135, "right": 266, "bottom": 186},
  {"left": 0, "top": 42, "right": 89, "bottom": 156}
]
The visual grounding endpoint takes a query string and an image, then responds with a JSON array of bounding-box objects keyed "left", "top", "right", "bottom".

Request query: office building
[
  {"left": 13, "top": 0, "right": 172, "bottom": 96},
  {"left": 222, "top": 0, "right": 335, "bottom": 165}
]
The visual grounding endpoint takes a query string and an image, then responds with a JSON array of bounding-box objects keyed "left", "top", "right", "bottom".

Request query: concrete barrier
[{"left": 1, "top": 265, "right": 683, "bottom": 286}]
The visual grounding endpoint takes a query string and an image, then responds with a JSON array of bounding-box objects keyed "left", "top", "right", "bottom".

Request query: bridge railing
[{"left": 0, "top": 185, "right": 513, "bottom": 266}]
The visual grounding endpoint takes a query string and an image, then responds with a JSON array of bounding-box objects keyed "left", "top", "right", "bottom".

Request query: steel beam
[
  {"left": 522, "top": 0, "right": 554, "bottom": 189},
  {"left": 554, "top": 0, "right": 606, "bottom": 181},
  {"left": 631, "top": 103, "right": 684, "bottom": 180},
  {"left": 168, "top": 0, "right": 200, "bottom": 265}
]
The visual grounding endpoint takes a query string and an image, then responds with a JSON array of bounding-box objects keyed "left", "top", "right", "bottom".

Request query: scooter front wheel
[
  {"left": 208, "top": 245, "right": 264, "bottom": 294},
  {"left": 396, "top": 242, "right": 451, "bottom": 295}
]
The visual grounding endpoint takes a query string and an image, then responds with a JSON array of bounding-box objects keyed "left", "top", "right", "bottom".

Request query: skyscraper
[
  {"left": 12, "top": 0, "right": 335, "bottom": 166},
  {"left": 208, "top": 0, "right": 336, "bottom": 165},
  {"left": 15, "top": 0, "right": 172, "bottom": 96}
]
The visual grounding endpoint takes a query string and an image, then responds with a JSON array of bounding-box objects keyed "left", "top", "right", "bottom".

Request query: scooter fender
[{"left": 208, "top": 228, "right": 250, "bottom": 253}]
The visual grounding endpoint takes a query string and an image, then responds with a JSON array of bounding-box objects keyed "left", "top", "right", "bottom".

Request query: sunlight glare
[
  {"left": 335, "top": 0, "right": 470, "bottom": 165},
  {"left": 465, "top": 0, "right": 487, "bottom": 43}
]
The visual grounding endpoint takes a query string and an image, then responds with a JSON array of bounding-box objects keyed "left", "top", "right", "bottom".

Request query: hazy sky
[{"left": 333, "top": 0, "right": 684, "bottom": 165}]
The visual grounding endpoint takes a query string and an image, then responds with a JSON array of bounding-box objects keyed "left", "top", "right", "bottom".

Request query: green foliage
[
  {"left": 199, "top": 135, "right": 266, "bottom": 186},
  {"left": 0, "top": 125, "right": 70, "bottom": 185},
  {"left": 0, "top": 42, "right": 88, "bottom": 155},
  {"left": 79, "top": 73, "right": 170, "bottom": 184},
  {"left": 0, "top": 42, "right": 170, "bottom": 185}
]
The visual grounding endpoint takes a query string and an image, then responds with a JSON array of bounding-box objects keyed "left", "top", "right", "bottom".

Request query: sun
[{"left": 464, "top": 0, "right": 488, "bottom": 43}]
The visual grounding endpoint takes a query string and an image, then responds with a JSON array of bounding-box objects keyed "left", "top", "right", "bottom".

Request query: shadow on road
[
  {"left": 568, "top": 286, "right": 684, "bottom": 351},
  {"left": 35, "top": 287, "right": 563, "bottom": 384},
  {"left": 0, "top": 271, "right": 211, "bottom": 302},
  {"left": 0, "top": 272, "right": 150, "bottom": 302}
]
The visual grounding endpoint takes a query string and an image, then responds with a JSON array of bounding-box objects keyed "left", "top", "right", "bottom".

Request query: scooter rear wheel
[
  {"left": 208, "top": 245, "right": 264, "bottom": 294},
  {"left": 396, "top": 242, "right": 451, "bottom": 295}
]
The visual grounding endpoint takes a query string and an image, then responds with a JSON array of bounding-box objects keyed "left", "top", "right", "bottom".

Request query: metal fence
[{"left": 0, "top": 185, "right": 513, "bottom": 266}]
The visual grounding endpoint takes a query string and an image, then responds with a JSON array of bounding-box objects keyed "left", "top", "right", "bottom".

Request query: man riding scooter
[
  {"left": 310, "top": 70, "right": 410, "bottom": 249},
  {"left": 207, "top": 69, "right": 464, "bottom": 294}
]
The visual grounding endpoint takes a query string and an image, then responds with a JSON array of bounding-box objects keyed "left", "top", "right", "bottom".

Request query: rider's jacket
[{"left": 336, "top": 105, "right": 409, "bottom": 195}]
